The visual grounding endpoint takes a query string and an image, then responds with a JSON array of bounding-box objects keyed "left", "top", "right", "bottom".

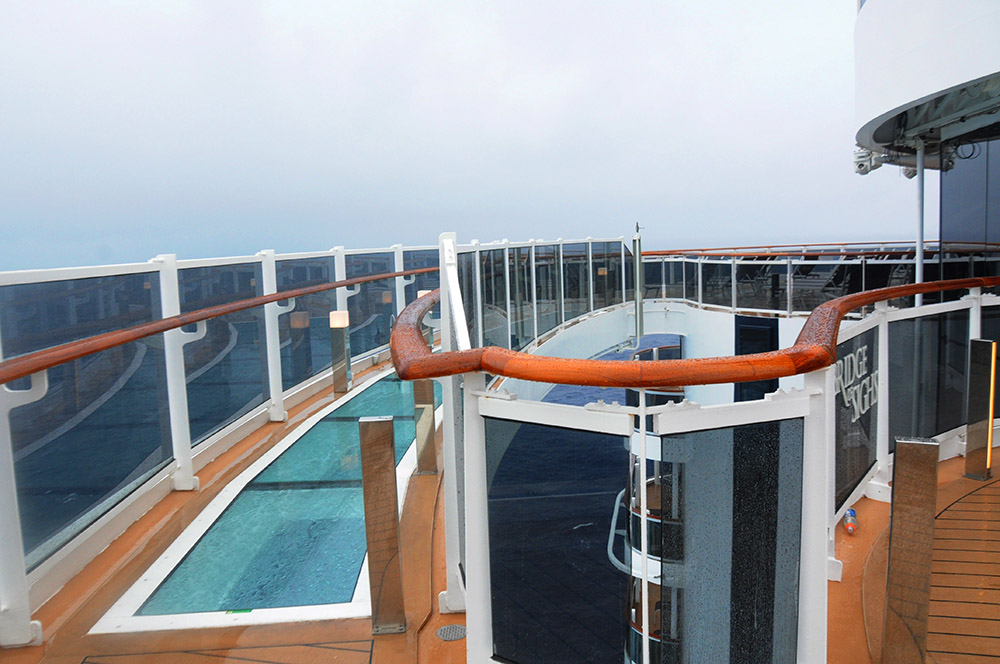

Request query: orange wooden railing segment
[
  {"left": 0, "top": 267, "right": 436, "bottom": 386},
  {"left": 391, "top": 277, "right": 1000, "bottom": 389}
]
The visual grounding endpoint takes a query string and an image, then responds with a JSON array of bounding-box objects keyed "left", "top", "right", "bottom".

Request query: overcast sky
[{"left": 1, "top": 1, "right": 931, "bottom": 270}]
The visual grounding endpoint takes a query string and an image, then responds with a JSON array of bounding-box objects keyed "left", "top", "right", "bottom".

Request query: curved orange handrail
[
  {"left": 0, "top": 267, "right": 437, "bottom": 386},
  {"left": 391, "top": 277, "right": 1000, "bottom": 388}
]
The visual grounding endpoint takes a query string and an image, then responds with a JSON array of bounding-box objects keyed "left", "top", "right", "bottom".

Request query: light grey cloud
[{"left": 1, "top": 1, "right": 924, "bottom": 270}]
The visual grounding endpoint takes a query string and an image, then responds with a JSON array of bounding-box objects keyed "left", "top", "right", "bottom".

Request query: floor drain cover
[{"left": 436, "top": 624, "right": 467, "bottom": 641}]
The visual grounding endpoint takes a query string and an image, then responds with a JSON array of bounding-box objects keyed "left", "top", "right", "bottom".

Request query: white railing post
[
  {"left": 392, "top": 243, "right": 412, "bottom": 317},
  {"left": 0, "top": 366, "right": 45, "bottom": 647},
  {"left": 463, "top": 372, "right": 491, "bottom": 660},
  {"left": 438, "top": 232, "right": 470, "bottom": 613},
  {"left": 969, "top": 287, "right": 983, "bottom": 338},
  {"left": 152, "top": 254, "right": 200, "bottom": 491},
  {"left": 867, "top": 300, "right": 892, "bottom": 501},
  {"left": 587, "top": 238, "right": 595, "bottom": 312},
  {"left": 257, "top": 250, "right": 291, "bottom": 422},
  {"left": 332, "top": 246, "right": 360, "bottom": 314},
  {"left": 800, "top": 368, "right": 832, "bottom": 662}
]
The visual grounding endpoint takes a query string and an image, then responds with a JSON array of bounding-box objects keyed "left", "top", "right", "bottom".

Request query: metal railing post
[
  {"left": 0, "top": 365, "right": 45, "bottom": 647},
  {"left": 393, "top": 243, "right": 412, "bottom": 316},
  {"left": 257, "top": 250, "right": 290, "bottom": 422},
  {"left": 152, "top": 254, "right": 201, "bottom": 491},
  {"left": 799, "top": 368, "right": 832, "bottom": 662},
  {"left": 867, "top": 300, "right": 892, "bottom": 501},
  {"left": 463, "top": 372, "right": 491, "bottom": 661},
  {"left": 358, "top": 416, "right": 406, "bottom": 634},
  {"left": 438, "top": 232, "right": 469, "bottom": 613}
]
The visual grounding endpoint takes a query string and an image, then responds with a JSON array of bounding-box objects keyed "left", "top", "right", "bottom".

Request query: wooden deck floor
[{"left": 928, "top": 480, "right": 1000, "bottom": 663}]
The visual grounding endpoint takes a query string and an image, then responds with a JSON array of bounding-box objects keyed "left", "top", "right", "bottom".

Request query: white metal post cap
[{"left": 329, "top": 311, "right": 350, "bottom": 328}]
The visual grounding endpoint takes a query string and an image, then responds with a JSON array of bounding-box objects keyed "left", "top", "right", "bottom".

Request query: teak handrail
[
  {"left": 0, "top": 267, "right": 437, "bottom": 386},
  {"left": 390, "top": 277, "right": 1000, "bottom": 388}
]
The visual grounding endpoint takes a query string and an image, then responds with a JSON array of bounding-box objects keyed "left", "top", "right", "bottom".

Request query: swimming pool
[{"left": 91, "top": 368, "right": 440, "bottom": 633}]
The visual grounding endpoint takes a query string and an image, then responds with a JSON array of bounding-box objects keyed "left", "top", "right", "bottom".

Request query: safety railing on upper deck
[{"left": 390, "top": 233, "right": 1000, "bottom": 664}]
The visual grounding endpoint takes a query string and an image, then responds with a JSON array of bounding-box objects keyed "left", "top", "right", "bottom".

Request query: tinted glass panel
[
  {"left": 457, "top": 251, "right": 479, "bottom": 347},
  {"left": 736, "top": 262, "right": 787, "bottom": 311},
  {"left": 791, "top": 262, "right": 863, "bottom": 312},
  {"left": 344, "top": 253, "right": 395, "bottom": 356},
  {"left": 941, "top": 140, "right": 988, "bottom": 251},
  {"left": 179, "top": 263, "right": 268, "bottom": 444},
  {"left": 834, "top": 327, "right": 878, "bottom": 510},
  {"left": 509, "top": 247, "right": 533, "bottom": 350},
  {"left": 276, "top": 258, "right": 336, "bottom": 391},
  {"left": 403, "top": 249, "right": 440, "bottom": 305},
  {"left": 643, "top": 260, "right": 663, "bottom": 298},
  {"left": 684, "top": 261, "right": 699, "bottom": 302},
  {"left": 734, "top": 315, "right": 778, "bottom": 401},
  {"left": 535, "top": 245, "right": 560, "bottom": 337},
  {"left": 562, "top": 243, "right": 590, "bottom": 321},
  {"left": 481, "top": 249, "right": 508, "bottom": 348},
  {"left": 888, "top": 311, "right": 969, "bottom": 451},
  {"left": 701, "top": 262, "right": 732, "bottom": 307},
  {"left": 487, "top": 418, "right": 628, "bottom": 663}
]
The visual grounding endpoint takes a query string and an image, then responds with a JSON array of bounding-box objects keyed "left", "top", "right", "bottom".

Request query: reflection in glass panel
[
  {"left": 790, "top": 262, "right": 862, "bottom": 312},
  {"left": 834, "top": 328, "right": 878, "bottom": 510},
  {"left": 980, "top": 307, "right": 1000, "bottom": 414},
  {"left": 864, "top": 261, "right": 914, "bottom": 308},
  {"left": 593, "top": 242, "right": 623, "bottom": 309},
  {"left": 700, "top": 262, "right": 732, "bottom": 307},
  {"left": 535, "top": 245, "right": 561, "bottom": 337},
  {"left": 625, "top": 244, "right": 635, "bottom": 303},
  {"left": 941, "top": 140, "right": 988, "bottom": 251},
  {"left": 562, "top": 243, "right": 590, "bottom": 321},
  {"left": 662, "top": 260, "right": 683, "bottom": 299},
  {"left": 643, "top": 260, "right": 663, "bottom": 298},
  {"left": 179, "top": 264, "right": 268, "bottom": 444},
  {"left": 486, "top": 419, "right": 627, "bottom": 663},
  {"left": 509, "top": 247, "right": 534, "bottom": 350},
  {"left": 457, "top": 251, "right": 480, "bottom": 347},
  {"left": 402, "top": 249, "right": 440, "bottom": 305},
  {"left": 659, "top": 418, "right": 803, "bottom": 663},
  {"left": 888, "top": 311, "right": 969, "bottom": 451},
  {"left": 10, "top": 341, "right": 172, "bottom": 570},
  {"left": 344, "top": 253, "right": 395, "bottom": 356},
  {"left": 736, "top": 262, "right": 787, "bottom": 311},
  {"left": 480, "top": 249, "right": 509, "bottom": 348},
  {"left": 276, "top": 257, "right": 336, "bottom": 391},
  {"left": 684, "top": 261, "right": 699, "bottom": 302}
]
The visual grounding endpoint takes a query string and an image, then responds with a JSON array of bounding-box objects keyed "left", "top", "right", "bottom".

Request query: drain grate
[{"left": 436, "top": 624, "right": 467, "bottom": 641}]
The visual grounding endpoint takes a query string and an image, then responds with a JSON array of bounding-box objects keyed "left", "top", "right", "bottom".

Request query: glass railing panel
[
  {"left": 480, "top": 249, "right": 508, "bottom": 348},
  {"left": 735, "top": 261, "right": 788, "bottom": 311},
  {"left": 457, "top": 251, "right": 480, "bottom": 347},
  {"left": 888, "top": 310, "right": 969, "bottom": 452},
  {"left": 403, "top": 249, "right": 440, "bottom": 305},
  {"left": 509, "top": 247, "right": 533, "bottom": 350},
  {"left": 834, "top": 327, "right": 878, "bottom": 511},
  {"left": 0, "top": 271, "right": 162, "bottom": 357},
  {"left": 864, "top": 260, "right": 914, "bottom": 308},
  {"left": 276, "top": 257, "right": 336, "bottom": 391},
  {"left": 700, "top": 261, "right": 732, "bottom": 307},
  {"left": 981, "top": 306, "right": 1000, "bottom": 414},
  {"left": 683, "top": 261, "right": 698, "bottom": 302},
  {"left": 592, "top": 241, "right": 624, "bottom": 308},
  {"left": 179, "top": 263, "right": 268, "bottom": 444},
  {"left": 790, "top": 261, "right": 863, "bottom": 312},
  {"left": 344, "top": 252, "right": 395, "bottom": 356},
  {"left": 486, "top": 418, "right": 628, "bottom": 663},
  {"left": 663, "top": 260, "right": 684, "bottom": 299},
  {"left": 534, "top": 245, "right": 560, "bottom": 337},
  {"left": 643, "top": 260, "right": 663, "bottom": 298},
  {"left": 562, "top": 242, "right": 590, "bottom": 321},
  {"left": 625, "top": 244, "right": 635, "bottom": 303},
  {"left": 10, "top": 340, "right": 172, "bottom": 571},
  {"left": 659, "top": 417, "right": 803, "bottom": 662}
]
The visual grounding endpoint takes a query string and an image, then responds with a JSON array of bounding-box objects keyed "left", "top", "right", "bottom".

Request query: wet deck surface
[
  {"left": 928, "top": 479, "right": 1000, "bottom": 663},
  {"left": 7, "top": 367, "right": 464, "bottom": 664}
]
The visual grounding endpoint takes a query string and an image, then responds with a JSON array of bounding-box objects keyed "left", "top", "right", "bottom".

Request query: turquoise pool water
[{"left": 137, "top": 374, "right": 440, "bottom": 615}]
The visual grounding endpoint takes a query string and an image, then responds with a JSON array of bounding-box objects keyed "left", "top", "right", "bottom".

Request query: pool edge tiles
[{"left": 89, "top": 367, "right": 435, "bottom": 634}]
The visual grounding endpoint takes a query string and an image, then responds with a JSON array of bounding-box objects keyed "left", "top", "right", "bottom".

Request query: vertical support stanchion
[
  {"left": 414, "top": 379, "right": 437, "bottom": 475},
  {"left": 0, "top": 371, "right": 45, "bottom": 647},
  {"left": 463, "top": 372, "right": 491, "bottom": 661},
  {"left": 964, "top": 339, "right": 995, "bottom": 480},
  {"left": 152, "top": 254, "right": 201, "bottom": 491},
  {"left": 731, "top": 258, "right": 737, "bottom": 310},
  {"left": 799, "top": 369, "right": 832, "bottom": 663},
  {"left": 558, "top": 240, "right": 566, "bottom": 324},
  {"left": 438, "top": 232, "right": 470, "bottom": 613},
  {"left": 882, "top": 438, "right": 939, "bottom": 664},
  {"left": 530, "top": 242, "right": 538, "bottom": 343},
  {"left": 329, "top": 311, "right": 352, "bottom": 395},
  {"left": 257, "top": 250, "right": 289, "bottom": 422},
  {"left": 474, "top": 241, "right": 484, "bottom": 349},
  {"left": 634, "top": 234, "right": 643, "bottom": 342},
  {"left": 393, "top": 243, "right": 413, "bottom": 317},
  {"left": 358, "top": 416, "right": 406, "bottom": 634},
  {"left": 587, "top": 238, "right": 595, "bottom": 312},
  {"left": 868, "top": 300, "right": 892, "bottom": 501},
  {"left": 503, "top": 241, "right": 512, "bottom": 349}
]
